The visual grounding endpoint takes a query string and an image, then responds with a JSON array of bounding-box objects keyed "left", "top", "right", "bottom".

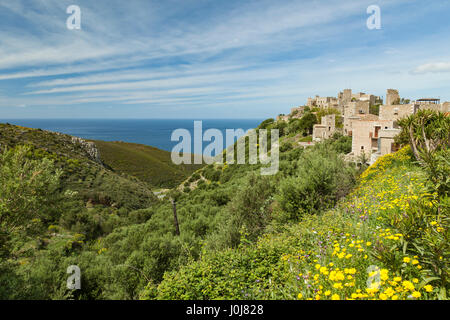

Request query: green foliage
[
  {"left": 270, "top": 121, "right": 288, "bottom": 137},
  {"left": 222, "top": 173, "right": 276, "bottom": 246},
  {"left": 277, "top": 143, "right": 356, "bottom": 220},
  {"left": 280, "top": 141, "right": 293, "bottom": 153},
  {"left": 287, "top": 119, "right": 302, "bottom": 135},
  {"left": 0, "top": 145, "right": 61, "bottom": 256},
  {"left": 396, "top": 110, "right": 450, "bottom": 197},
  {"left": 258, "top": 118, "right": 275, "bottom": 130},
  {"left": 202, "top": 165, "right": 221, "bottom": 181},
  {"left": 297, "top": 112, "right": 318, "bottom": 136},
  {"left": 1, "top": 116, "right": 447, "bottom": 301},
  {"left": 322, "top": 133, "right": 352, "bottom": 154},
  {"left": 370, "top": 104, "right": 381, "bottom": 116},
  {"left": 148, "top": 145, "right": 449, "bottom": 300},
  {"left": 316, "top": 108, "right": 343, "bottom": 128}
]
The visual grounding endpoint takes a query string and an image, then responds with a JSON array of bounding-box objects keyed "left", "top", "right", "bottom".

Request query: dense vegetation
[{"left": 0, "top": 110, "right": 448, "bottom": 300}]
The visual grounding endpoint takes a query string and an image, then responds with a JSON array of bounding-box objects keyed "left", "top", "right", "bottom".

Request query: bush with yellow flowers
[{"left": 144, "top": 146, "right": 448, "bottom": 300}]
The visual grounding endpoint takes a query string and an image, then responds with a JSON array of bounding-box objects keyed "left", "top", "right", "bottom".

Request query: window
[{"left": 361, "top": 146, "right": 364, "bottom": 150}]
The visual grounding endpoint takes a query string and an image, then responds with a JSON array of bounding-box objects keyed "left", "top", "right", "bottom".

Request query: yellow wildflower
[
  {"left": 331, "top": 294, "right": 340, "bottom": 300},
  {"left": 423, "top": 285, "right": 433, "bottom": 292}
]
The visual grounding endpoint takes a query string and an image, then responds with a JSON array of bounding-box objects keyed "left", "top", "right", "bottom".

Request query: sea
[{"left": 1, "top": 119, "right": 263, "bottom": 153}]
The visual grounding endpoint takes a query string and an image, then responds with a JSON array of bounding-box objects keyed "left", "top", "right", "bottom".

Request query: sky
[{"left": 0, "top": 0, "right": 449, "bottom": 119}]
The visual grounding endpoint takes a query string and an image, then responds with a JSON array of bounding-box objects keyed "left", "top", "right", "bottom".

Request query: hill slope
[
  {"left": 92, "top": 140, "right": 203, "bottom": 188},
  {"left": 146, "top": 146, "right": 448, "bottom": 300},
  {"left": 0, "top": 122, "right": 157, "bottom": 212}
]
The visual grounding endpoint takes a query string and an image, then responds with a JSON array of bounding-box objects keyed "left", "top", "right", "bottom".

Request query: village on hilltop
[{"left": 277, "top": 89, "right": 450, "bottom": 164}]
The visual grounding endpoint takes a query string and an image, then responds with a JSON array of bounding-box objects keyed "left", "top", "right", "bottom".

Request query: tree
[
  {"left": 0, "top": 145, "right": 62, "bottom": 297},
  {"left": 277, "top": 146, "right": 356, "bottom": 220},
  {"left": 316, "top": 108, "right": 343, "bottom": 128},
  {"left": 0, "top": 146, "right": 61, "bottom": 251},
  {"left": 298, "top": 112, "right": 318, "bottom": 136},
  {"left": 396, "top": 110, "right": 450, "bottom": 197},
  {"left": 226, "top": 173, "right": 275, "bottom": 245},
  {"left": 370, "top": 104, "right": 380, "bottom": 116},
  {"left": 400, "top": 98, "right": 411, "bottom": 105},
  {"left": 396, "top": 110, "right": 449, "bottom": 164},
  {"left": 258, "top": 118, "right": 275, "bottom": 130}
]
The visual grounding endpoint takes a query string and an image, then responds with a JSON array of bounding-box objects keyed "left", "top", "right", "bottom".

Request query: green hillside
[
  {"left": 0, "top": 110, "right": 448, "bottom": 300},
  {"left": 149, "top": 146, "right": 447, "bottom": 300},
  {"left": 0, "top": 123, "right": 157, "bottom": 209},
  {"left": 92, "top": 140, "right": 203, "bottom": 189}
]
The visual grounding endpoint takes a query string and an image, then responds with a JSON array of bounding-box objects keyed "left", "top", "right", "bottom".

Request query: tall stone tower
[
  {"left": 343, "top": 89, "right": 352, "bottom": 103},
  {"left": 386, "top": 89, "right": 400, "bottom": 105}
]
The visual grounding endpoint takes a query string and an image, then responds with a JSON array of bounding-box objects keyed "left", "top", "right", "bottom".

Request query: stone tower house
[{"left": 386, "top": 89, "right": 400, "bottom": 105}]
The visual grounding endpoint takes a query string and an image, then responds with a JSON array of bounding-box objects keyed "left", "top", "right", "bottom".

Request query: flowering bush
[{"left": 145, "top": 146, "right": 448, "bottom": 300}]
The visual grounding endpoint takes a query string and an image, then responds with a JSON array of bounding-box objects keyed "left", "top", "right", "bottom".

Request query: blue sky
[{"left": 0, "top": 0, "right": 450, "bottom": 119}]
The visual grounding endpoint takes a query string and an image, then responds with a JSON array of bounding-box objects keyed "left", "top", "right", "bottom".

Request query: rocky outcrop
[{"left": 71, "top": 137, "right": 102, "bottom": 164}]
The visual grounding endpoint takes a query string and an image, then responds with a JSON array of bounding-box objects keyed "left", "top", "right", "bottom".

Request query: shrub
[
  {"left": 280, "top": 141, "right": 293, "bottom": 153},
  {"left": 258, "top": 118, "right": 275, "bottom": 130},
  {"left": 0, "top": 146, "right": 61, "bottom": 256},
  {"left": 223, "top": 173, "right": 276, "bottom": 246},
  {"left": 277, "top": 146, "right": 356, "bottom": 220}
]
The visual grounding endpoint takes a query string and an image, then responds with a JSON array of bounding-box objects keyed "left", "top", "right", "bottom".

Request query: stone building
[
  {"left": 277, "top": 88, "right": 448, "bottom": 163},
  {"left": 312, "top": 114, "right": 336, "bottom": 142},
  {"left": 415, "top": 99, "right": 450, "bottom": 113},
  {"left": 386, "top": 89, "right": 400, "bottom": 105},
  {"left": 343, "top": 101, "right": 370, "bottom": 135},
  {"left": 379, "top": 104, "right": 418, "bottom": 121},
  {"left": 338, "top": 89, "right": 353, "bottom": 105},
  {"left": 379, "top": 98, "right": 450, "bottom": 122},
  {"left": 338, "top": 89, "right": 380, "bottom": 107},
  {"left": 350, "top": 117, "right": 396, "bottom": 160},
  {"left": 370, "top": 128, "right": 402, "bottom": 164},
  {"left": 306, "top": 96, "right": 338, "bottom": 109},
  {"left": 276, "top": 106, "right": 306, "bottom": 122},
  {"left": 290, "top": 106, "right": 306, "bottom": 118},
  {"left": 344, "top": 100, "right": 370, "bottom": 117},
  {"left": 344, "top": 113, "right": 379, "bottom": 136}
]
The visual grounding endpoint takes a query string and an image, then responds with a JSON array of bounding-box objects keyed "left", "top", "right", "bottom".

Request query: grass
[{"left": 92, "top": 140, "right": 204, "bottom": 188}]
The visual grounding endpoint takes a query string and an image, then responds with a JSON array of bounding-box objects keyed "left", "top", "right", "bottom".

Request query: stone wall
[
  {"left": 378, "top": 128, "right": 401, "bottom": 155},
  {"left": 443, "top": 102, "right": 450, "bottom": 112},
  {"left": 418, "top": 102, "right": 450, "bottom": 113},
  {"left": 379, "top": 104, "right": 417, "bottom": 121}
]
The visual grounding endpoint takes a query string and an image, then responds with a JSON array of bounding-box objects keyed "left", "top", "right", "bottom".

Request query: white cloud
[
  {"left": 411, "top": 62, "right": 450, "bottom": 74},
  {"left": 1, "top": 0, "right": 450, "bottom": 116}
]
